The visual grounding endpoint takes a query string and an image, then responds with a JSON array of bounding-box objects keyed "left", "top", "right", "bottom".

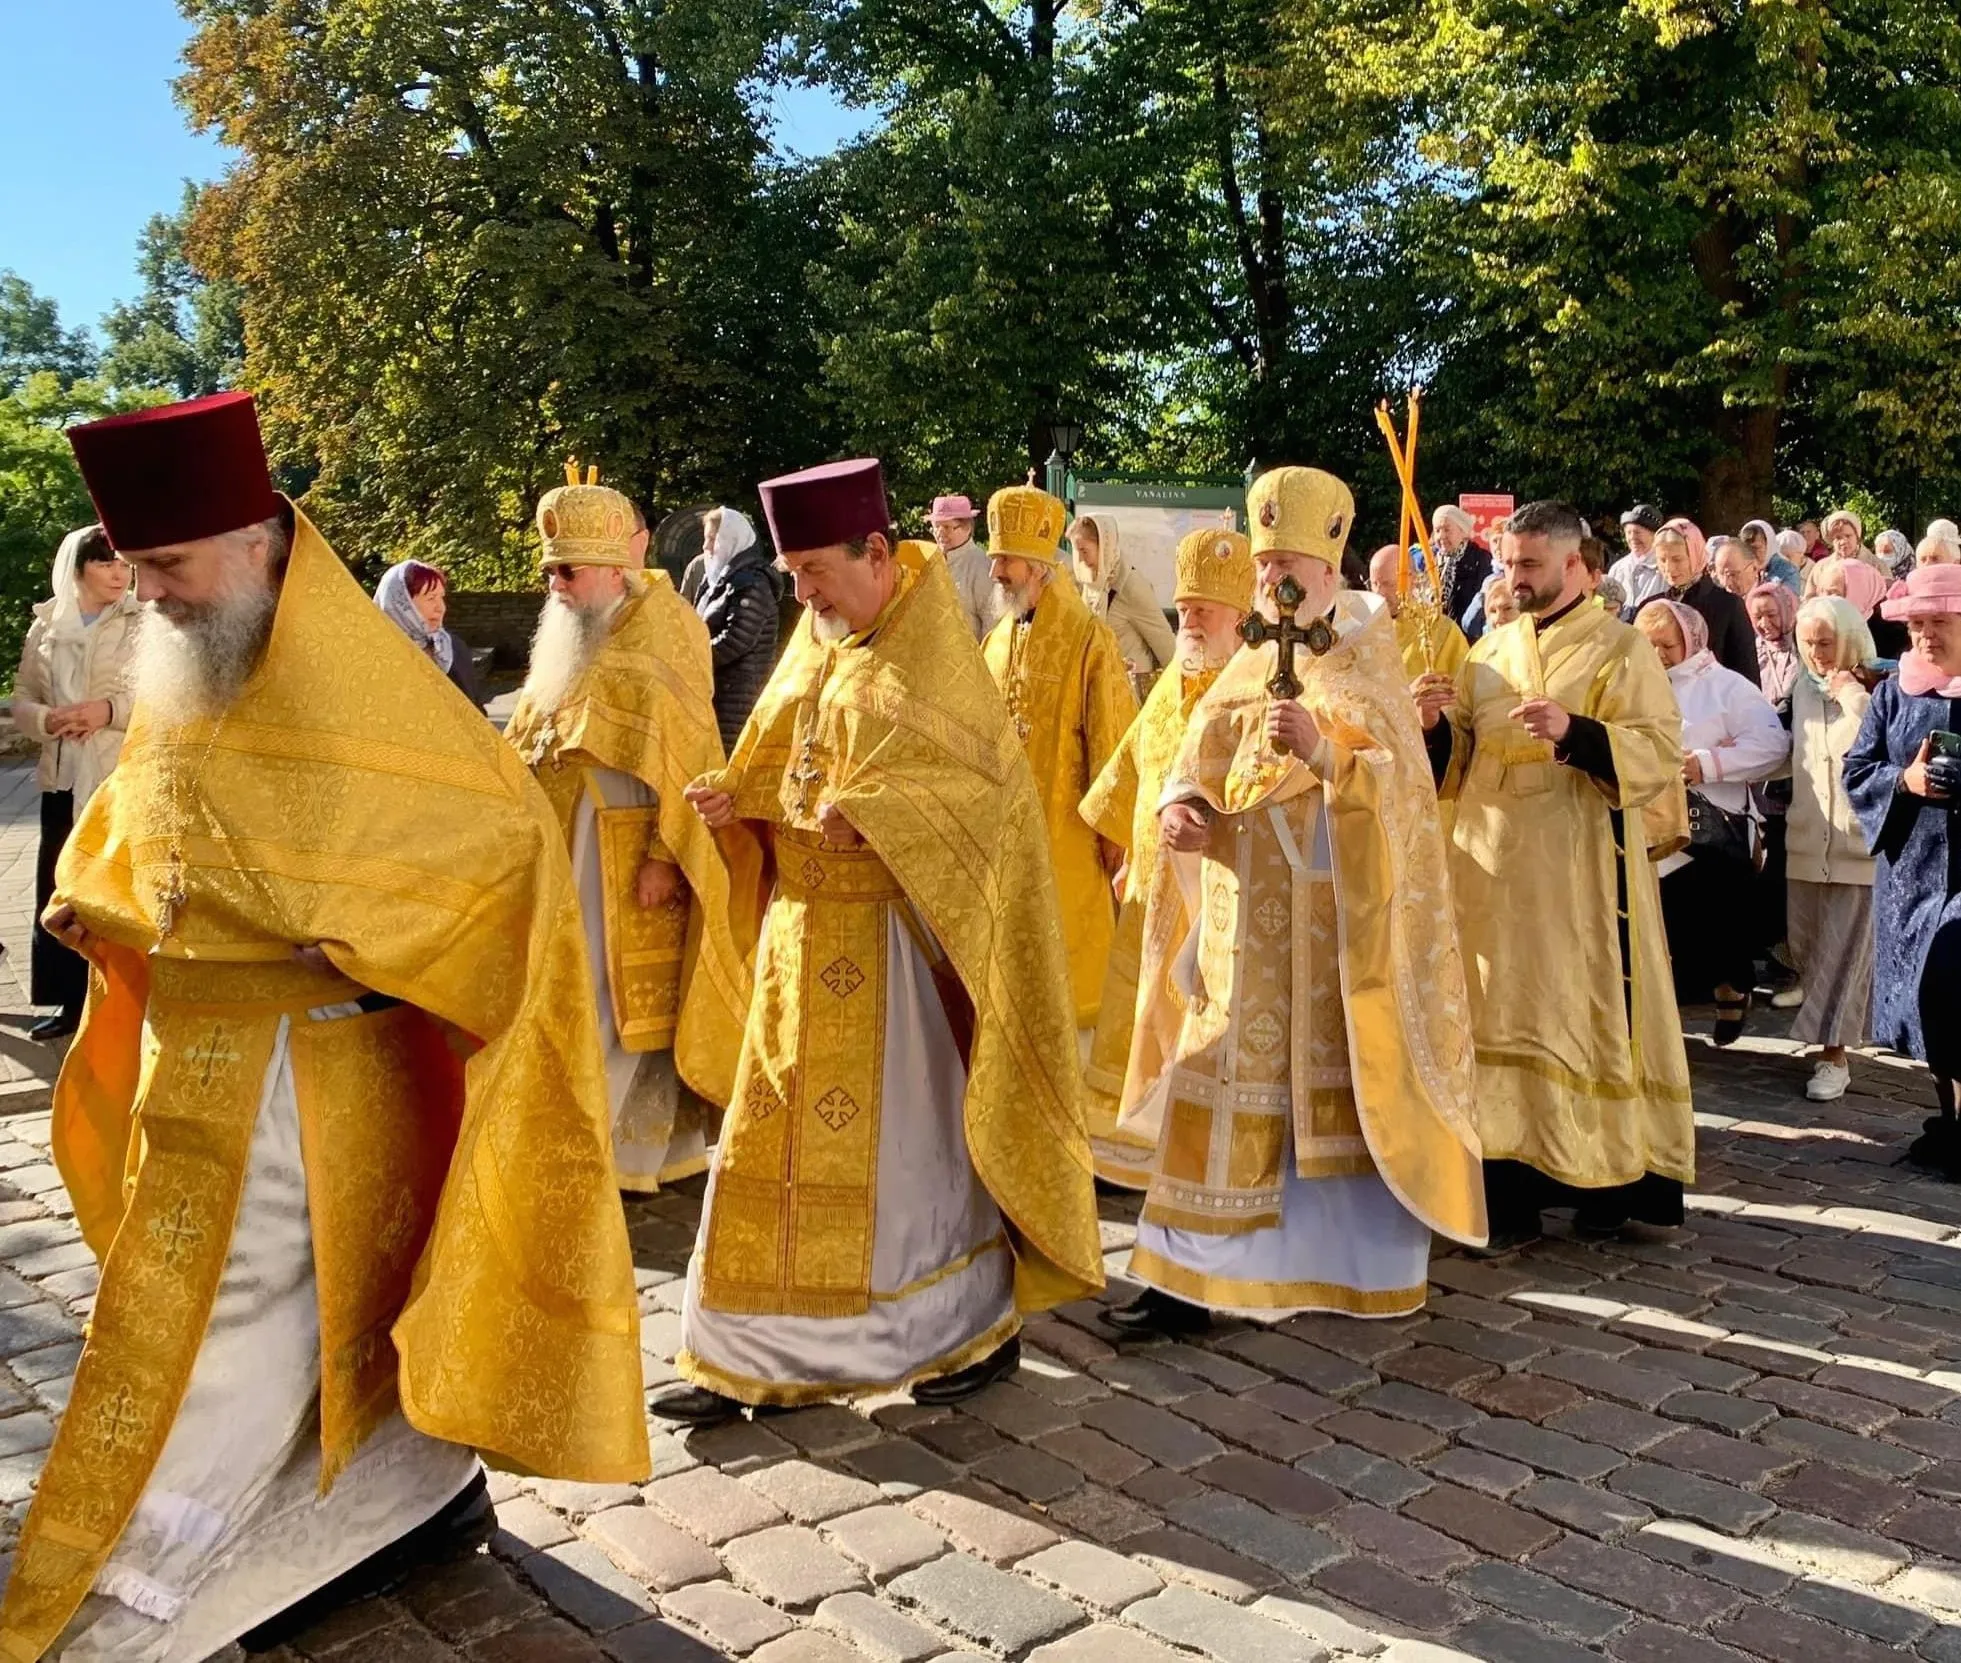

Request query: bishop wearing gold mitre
[
  {"left": 982, "top": 485, "right": 1139, "bottom": 1038},
  {"left": 1078, "top": 526, "right": 1255, "bottom": 1187},
  {"left": 653, "top": 459, "right": 1103, "bottom": 1425},
  {"left": 505, "top": 463, "right": 751, "bottom": 1190},
  {"left": 1107, "top": 465, "right": 1487, "bottom": 1338},
  {"left": 1417, "top": 499, "right": 1691, "bottom": 1253},
  {"left": 0, "top": 395, "right": 647, "bottom": 1663}
]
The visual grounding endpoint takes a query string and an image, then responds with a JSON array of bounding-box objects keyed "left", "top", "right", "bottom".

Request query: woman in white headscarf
[
  {"left": 1070, "top": 513, "right": 1175, "bottom": 696},
  {"left": 688, "top": 505, "right": 780, "bottom": 751},
  {"left": 12, "top": 524, "right": 139, "bottom": 1039},
  {"left": 374, "top": 559, "right": 487, "bottom": 709}
]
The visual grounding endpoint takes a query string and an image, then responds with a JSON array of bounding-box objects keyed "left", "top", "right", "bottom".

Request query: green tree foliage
[
  {"left": 179, "top": 0, "right": 832, "bottom": 589},
  {"left": 100, "top": 184, "right": 246, "bottom": 400},
  {"left": 0, "top": 273, "right": 99, "bottom": 393}
]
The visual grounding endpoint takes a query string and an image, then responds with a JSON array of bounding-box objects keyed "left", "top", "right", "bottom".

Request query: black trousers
[
  {"left": 1485, "top": 1160, "right": 1686, "bottom": 1232},
  {"left": 32, "top": 790, "right": 84, "bottom": 1016},
  {"left": 1661, "top": 849, "right": 1758, "bottom": 1002}
]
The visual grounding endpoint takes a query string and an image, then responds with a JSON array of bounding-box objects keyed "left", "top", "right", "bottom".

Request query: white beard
[
  {"left": 521, "top": 593, "right": 618, "bottom": 714},
  {"left": 130, "top": 579, "right": 280, "bottom": 727},
  {"left": 995, "top": 575, "right": 1047, "bottom": 619},
  {"left": 1177, "top": 628, "right": 1238, "bottom": 675},
  {"left": 812, "top": 611, "right": 853, "bottom": 645}
]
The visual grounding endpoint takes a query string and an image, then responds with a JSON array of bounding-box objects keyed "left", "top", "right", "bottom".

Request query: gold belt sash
[
  {"left": 774, "top": 829, "right": 906, "bottom": 904},
  {"left": 0, "top": 959, "right": 459, "bottom": 1663}
]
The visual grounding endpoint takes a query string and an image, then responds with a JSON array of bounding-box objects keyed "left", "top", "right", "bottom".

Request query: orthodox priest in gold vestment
[
  {"left": 654, "top": 459, "right": 1103, "bottom": 1425},
  {"left": 1418, "top": 498, "right": 1692, "bottom": 1252},
  {"left": 0, "top": 394, "right": 646, "bottom": 1663},
  {"left": 1079, "top": 528, "right": 1255, "bottom": 1187},
  {"left": 505, "top": 464, "right": 750, "bottom": 1191},
  {"left": 1107, "top": 467, "right": 1486, "bottom": 1337},
  {"left": 981, "top": 486, "right": 1138, "bottom": 1034}
]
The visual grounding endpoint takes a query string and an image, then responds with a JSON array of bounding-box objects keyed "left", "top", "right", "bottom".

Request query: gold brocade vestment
[
  {"left": 1077, "top": 659, "right": 1223, "bottom": 1185},
  {"left": 1121, "top": 595, "right": 1487, "bottom": 1256},
  {"left": 1437, "top": 606, "right": 1694, "bottom": 1189},
  {"left": 505, "top": 573, "right": 751, "bottom": 1121},
  {"left": 0, "top": 511, "right": 648, "bottom": 1663},
  {"left": 982, "top": 580, "right": 1137, "bottom": 1028},
  {"left": 679, "top": 551, "right": 1102, "bottom": 1377}
]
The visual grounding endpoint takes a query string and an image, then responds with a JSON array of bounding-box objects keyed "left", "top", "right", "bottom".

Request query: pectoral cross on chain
[
  {"left": 1238, "top": 575, "right": 1335, "bottom": 699},
  {"left": 788, "top": 729, "right": 827, "bottom": 819}
]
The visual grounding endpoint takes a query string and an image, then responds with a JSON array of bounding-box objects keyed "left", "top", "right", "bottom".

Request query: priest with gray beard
[
  {"left": 2, "top": 394, "right": 647, "bottom": 1662},
  {"left": 504, "top": 465, "right": 751, "bottom": 1192}
]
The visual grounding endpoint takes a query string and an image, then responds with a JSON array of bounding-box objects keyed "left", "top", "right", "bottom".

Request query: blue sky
[{"left": 0, "top": 3, "right": 866, "bottom": 340}]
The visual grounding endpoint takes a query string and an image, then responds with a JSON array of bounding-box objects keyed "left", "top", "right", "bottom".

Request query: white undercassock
[
  {"left": 679, "top": 904, "right": 1016, "bottom": 1397},
  {"left": 569, "top": 767, "right": 706, "bottom": 1190},
  {"left": 54, "top": 1004, "right": 477, "bottom": 1663}
]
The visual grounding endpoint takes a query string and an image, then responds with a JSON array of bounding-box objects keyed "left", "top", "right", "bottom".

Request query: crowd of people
[{"left": 3, "top": 385, "right": 1959, "bottom": 1662}]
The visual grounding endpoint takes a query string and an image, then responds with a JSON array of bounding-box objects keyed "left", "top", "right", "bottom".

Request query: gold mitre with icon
[
  {"left": 536, "top": 458, "right": 638, "bottom": 569},
  {"left": 987, "top": 484, "right": 1067, "bottom": 564},
  {"left": 1247, "top": 466, "right": 1355, "bottom": 568},
  {"left": 1174, "top": 526, "right": 1255, "bottom": 612}
]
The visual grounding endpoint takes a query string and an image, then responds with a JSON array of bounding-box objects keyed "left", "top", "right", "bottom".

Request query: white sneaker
[
  {"left": 1806, "top": 1060, "right": 1850, "bottom": 1101},
  {"left": 1770, "top": 983, "right": 1806, "bottom": 1010}
]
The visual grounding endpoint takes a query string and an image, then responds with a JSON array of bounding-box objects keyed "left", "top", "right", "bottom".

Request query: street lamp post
[{"left": 1042, "top": 417, "right": 1083, "bottom": 503}]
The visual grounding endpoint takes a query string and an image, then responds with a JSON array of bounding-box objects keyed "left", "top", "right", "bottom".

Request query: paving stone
[
  {"left": 820, "top": 1505, "right": 946, "bottom": 1582},
  {"left": 1546, "top": 1402, "right": 1678, "bottom": 1453},
  {"left": 1297, "top": 1442, "right": 1432, "bottom": 1505},
  {"left": 1015, "top": 1540, "right": 1163, "bottom": 1611},
  {"left": 1710, "top": 1604, "right": 1906, "bottom": 1663},
  {"left": 1450, "top": 1615, "right": 1604, "bottom": 1663},
  {"left": 1760, "top": 1414, "right": 1929, "bottom": 1478},
  {"left": 1167, "top": 1490, "right": 1345, "bottom": 1577},
  {"left": 1624, "top": 1348, "right": 1760, "bottom": 1392},
  {"left": 1080, "top": 1395, "right": 1225, "bottom": 1469},
  {"left": 1632, "top": 1521, "right": 1796, "bottom": 1597},
  {"left": 584, "top": 1505, "right": 724, "bottom": 1594},
  {"left": 1893, "top": 1499, "right": 1961, "bottom": 1561},
  {"left": 769, "top": 1403, "right": 882, "bottom": 1456},
  {"left": 889, "top": 1551, "right": 1084, "bottom": 1653},
  {"left": 1358, "top": 1382, "right": 1485, "bottom": 1434},
  {"left": 1282, "top": 1310, "right": 1424, "bottom": 1361},
  {"left": 1321, "top": 1409, "right": 1446, "bottom": 1463},
  {"left": 490, "top": 1496, "right": 575, "bottom": 1558},
  {"left": 1088, "top": 1352, "right": 1207, "bottom": 1403},
  {"left": 905, "top": 1486, "right": 1057, "bottom": 1563},
  {"left": 909, "top": 1416, "right": 1006, "bottom": 1465},
  {"left": 1532, "top": 1351, "right": 1690, "bottom": 1411},
  {"left": 1666, "top": 1390, "right": 1779, "bottom": 1435},
  {"left": 1036, "top": 1426, "right": 1151, "bottom": 1486},
  {"left": 468, "top": 1614, "right": 608, "bottom": 1662},
  {"left": 1376, "top": 1345, "right": 1498, "bottom": 1395},
  {"left": 1174, "top": 1391, "right": 1330, "bottom": 1459},
  {"left": 1220, "top": 1331, "right": 1379, "bottom": 1397},
  {"left": 840, "top": 1438, "right": 960, "bottom": 1496},
  {"left": 681, "top": 1419, "right": 796, "bottom": 1475},
  {"left": 1608, "top": 1461, "right": 1777, "bottom": 1536},
  {"left": 1606, "top": 1623, "right": 1753, "bottom": 1663},
  {"left": 1513, "top": 1318, "right": 1643, "bottom": 1359},
  {"left": 744, "top": 1459, "right": 886, "bottom": 1524},
  {"left": 403, "top": 1555, "right": 541, "bottom": 1643},
  {"left": 1199, "top": 1451, "right": 1344, "bottom": 1521},
  {"left": 0, "top": 1411, "right": 52, "bottom": 1459},
  {"left": 1125, "top": 1525, "right": 1281, "bottom": 1601},
  {"left": 527, "top": 1479, "right": 642, "bottom": 1520},
  {"left": 746, "top": 1633, "right": 862, "bottom": 1663},
  {"left": 1781, "top": 1575, "right": 1935, "bottom": 1645},
  {"left": 1402, "top": 1480, "right": 1560, "bottom": 1559},
  {"left": 1045, "top": 1484, "right": 1159, "bottom": 1543},
  {"left": 1252, "top": 1591, "right": 1387, "bottom": 1655},
  {"left": 1413, "top": 1318, "right": 1549, "bottom": 1369},
  {"left": 1026, "top": 1623, "right": 1191, "bottom": 1663},
  {"left": 1748, "top": 1510, "right": 1911, "bottom": 1585},
  {"left": 660, "top": 1581, "right": 797, "bottom": 1654},
  {"left": 813, "top": 1591, "right": 948, "bottom": 1663},
  {"left": 1454, "top": 1560, "right": 1629, "bottom": 1641},
  {"left": 600, "top": 1618, "right": 724, "bottom": 1661},
  {"left": 1426, "top": 1446, "right": 1534, "bottom": 1498},
  {"left": 0, "top": 1303, "right": 76, "bottom": 1360},
  {"left": 1812, "top": 1361, "right": 1959, "bottom": 1414},
  {"left": 644, "top": 1467, "right": 786, "bottom": 1544},
  {"left": 1124, "top": 1466, "right": 1204, "bottom": 1507},
  {"left": 1125, "top": 1584, "right": 1327, "bottom": 1662},
  {"left": 1745, "top": 1377, "right": 1899, "bottom": 1434},
  {"left": 1326, "top": 1501, "right": 1472, "bottom": 1580},
  {"left": 1766, "top": 1461, "right": 1909, "bottom": 1530},
  {"left": 1891, "top": 1420, "right": 1961, "bottom": 1462},
  {"left": 1461, "top": 1417, "right": 1626, "bottom": 1482},
  {"left": 1530, "top": 1532, "right": 1745, "bottom": 1626},
  {"left": 522, "top": 1538, "right": 661, "bottom": 1632},
  {"left": 1244, "top": 1380, "right": 1344, "bottom": 1424},
  {"left": 1311, "top": 1558, "right": 1468, "bottom": 1634},
  {"left": 958, "top": 1380, "right": 1081, "bottom": 1442},
  {"left": 1892, "top": 1562, "right": 1961, "bottom": 1620}
]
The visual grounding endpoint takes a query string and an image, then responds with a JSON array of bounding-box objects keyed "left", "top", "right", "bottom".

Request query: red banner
[{"left": 1458, "top": 493, "right": 1514, "bottom": 544}]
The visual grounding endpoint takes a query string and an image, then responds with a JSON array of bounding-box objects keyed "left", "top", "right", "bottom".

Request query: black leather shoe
[
  {"left": 648, "top": 1384, "right": 746, "bottom": 1425},
  {"left": 1572, "top": 1204, "right": 1629, "bottom": 1241},
  {"left": 912, "top": 1335, "right": 1021, "bottom": 1405},
  {"left": 1104, "top": 1288, "right": 1212, "bottom": 1337},
  {"left": 1468, "top": 1218, "right": 1541, "bottom": 1257},
  {"left": 28, "top": 1011, "right": 78, "bottom": 1043},
  {"left": 236, "top": 1470, "right": 494, "bottom": 1652}
]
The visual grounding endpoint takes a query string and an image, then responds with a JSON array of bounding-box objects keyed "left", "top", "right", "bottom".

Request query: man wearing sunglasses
[{"left": 507, "top": 463, "right": 752, "bottom": 1194}]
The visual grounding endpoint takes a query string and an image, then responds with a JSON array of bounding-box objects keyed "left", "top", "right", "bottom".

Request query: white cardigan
[{"left": 1659, "top": 652, "right": 1790, "bottom": 876}]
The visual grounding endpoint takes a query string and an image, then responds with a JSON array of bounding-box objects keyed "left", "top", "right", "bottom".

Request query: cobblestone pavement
[{"left": 5, "top": 764, "right": 1961, "bottom": 1661}]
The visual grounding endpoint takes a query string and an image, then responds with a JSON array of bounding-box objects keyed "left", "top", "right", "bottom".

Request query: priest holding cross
[{"left": 1106, "top": 464, "right": 1486, "bottom": 1336}]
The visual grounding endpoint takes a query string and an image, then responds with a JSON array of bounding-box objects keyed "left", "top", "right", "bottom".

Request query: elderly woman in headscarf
[
  {"left": 1809, "top": 554, "right": 1906, "bottom": 663},
  {"left": 688, "top": 505, "right": 780, "bottom": 751},
  {"left": 12, "top": 524, "right": 139, "bottom": 1039},
  {"left": 1919, "top": 519, "right": 1961, "bottom": 568},
  {"left": 1649, "top": 517, "right": 1760, "bottom": 684},
  {"left": 1783, "top": 595, "right": 1884, "bottom": 1103},
  {"left": 375, "top": 559, "right": 487, "bottom": 710},
  {"left": 1845, "top": 563, "right": 1961, "bottom": 1175},
  {"left": 1636, "top": 597, "right": 1790, "bottom": 1043},
  {"left": 1070, "top": 512, "right": 1175, "bottom": 696},
  {"left": 1744, "top": 580, "right": 1803, "bottom": 1009},
  {"left": 1877, "top": 528, "right": 1916, "bottom": 581},
  {"left": 1811, "top": 509, "right": 1888, "bottom": 589},
  {"left": 1740, "top": 519, "right": 1802, "bottom": 594}
]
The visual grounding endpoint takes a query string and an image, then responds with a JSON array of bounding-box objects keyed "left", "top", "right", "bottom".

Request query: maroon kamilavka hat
[
  {"left": 759, "top": 458, "right": 891, "bottom": 556},
  {"left": 67, "top": 390, "right": 281, "bottom": 552}
]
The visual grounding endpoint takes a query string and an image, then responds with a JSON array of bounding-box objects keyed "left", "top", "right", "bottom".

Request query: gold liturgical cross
[
  {"left": 788, "top": 729, "right": 827, "bottom": 819},
  {"left": 185, "top": 1030, "right": 241, "bottom": 1091},
  {"left": 149, "top": 1195, "right": 205, "bottom": 1267},
  {"left": 155, "top": 856, "right": 189, "bottom": 940}
]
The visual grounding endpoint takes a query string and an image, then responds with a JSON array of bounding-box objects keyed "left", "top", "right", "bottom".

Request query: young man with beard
[
  {"left": 0, "top": 394, "right": 648, "bottom": 1662},
  {"left": 982, "top": 485, "right": 1138, "bottom": 1046},
  {"left": 1107, "top": 467, "right": 1486, "bottom": 1337},
  {"left": 654, "top": 459, "right": 1103, "bottom": 1424},
  {"left": 1078, "top": 528, "right": 1255, "bottom": 1188},
  {"left": 1416, "top": 499, "right": 1693, "bottom": 1252},
  {"left": 505, "top": 464, "right": 750, "bottom": 1192}
]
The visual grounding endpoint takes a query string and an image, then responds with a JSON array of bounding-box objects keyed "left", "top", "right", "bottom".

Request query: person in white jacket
[
  {"left": 1070, "top": 513, "right": 1175, "bottom": 696},
  {"left": 11, "top": 524, "right": 139, "bottom": 1039},
  {"left": 1637, "top": 597, "right": 1790, "bottom": 1044}
]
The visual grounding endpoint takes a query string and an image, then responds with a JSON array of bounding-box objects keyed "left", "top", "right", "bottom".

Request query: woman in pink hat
[
  {"left": 927, "top": 492, "right": 998, "bottom": 637},
  {"left": 1844, "top": 563, "right": 1961, "bottom": 1173}
]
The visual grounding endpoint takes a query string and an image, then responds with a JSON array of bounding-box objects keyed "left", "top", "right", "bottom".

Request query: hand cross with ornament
[{"left": 1238, "top": 576, "right": 1333, "bottom": 700}]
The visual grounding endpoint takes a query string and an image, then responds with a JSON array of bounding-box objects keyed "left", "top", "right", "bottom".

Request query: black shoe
[
  {"left": 1469, "top": 1218, "right": 1542, "bottom": 1257},
  {"left": 1572, "top": 1204, "right": 1629, "bottom": 1241},
  {"left": 1104, "top": 1288, "right": 1212, "bottom": 1337},
  {"left": 912, "top": 1335, "right": 1022, "bottom": 1405},
  {"left": 648, "top": 1384, "right": 746, "bottom": 1425},
  {"left": 1712, "top": 993, "right": 1751, "bottom": 1048},
  {"left": 236, "top": 1470, "right": 494, "bottom": 1652},
  {"left": 28, "top": 1010, "right": 78, "bottom": 1043}
]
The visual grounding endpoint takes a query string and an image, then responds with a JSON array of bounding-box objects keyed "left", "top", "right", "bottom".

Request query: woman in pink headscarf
[
  {"left": 1636, "top": 598, "right": 1790, "bottom": 1043},
  {"left": 1646, "top": 518, "right": 1762, "bottom": 686},
  {"left": 1810, "top": 554, "right": 1907, "bottom": 661}
]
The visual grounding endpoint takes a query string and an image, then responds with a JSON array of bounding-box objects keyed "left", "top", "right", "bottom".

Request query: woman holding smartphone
[{"left": 1845, "top": 563, "right": 1961, "bottom": 1173}]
